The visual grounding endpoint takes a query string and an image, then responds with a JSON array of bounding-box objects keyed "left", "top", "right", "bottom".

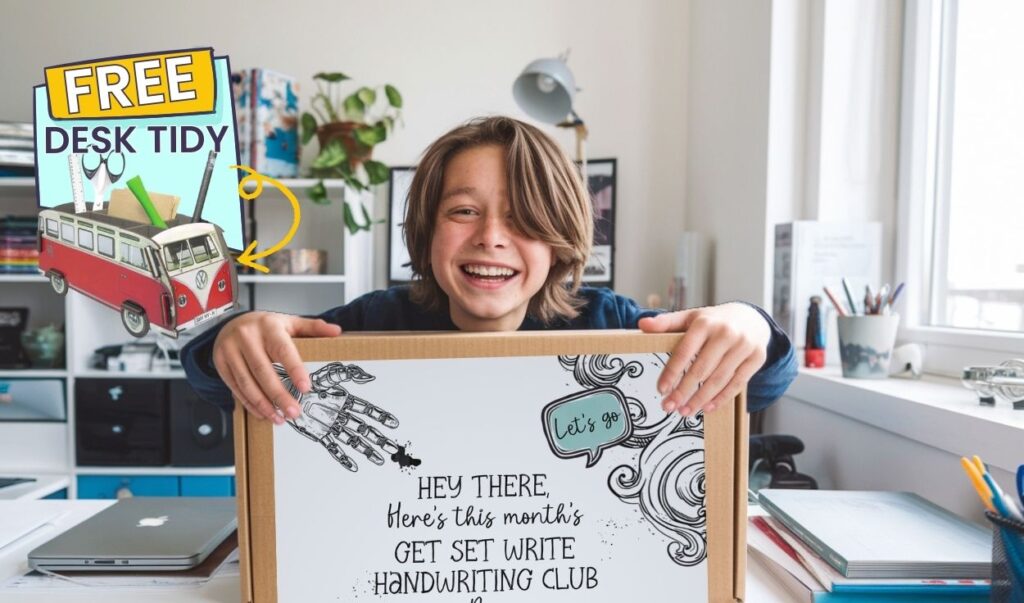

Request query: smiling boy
[{"left": 181, "top": 116, "right": 796, "bottom": 423}]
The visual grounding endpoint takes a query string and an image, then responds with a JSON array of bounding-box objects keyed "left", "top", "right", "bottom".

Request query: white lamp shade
[{"left": 513, "top": 58, "right": 576, "bottom": 124}]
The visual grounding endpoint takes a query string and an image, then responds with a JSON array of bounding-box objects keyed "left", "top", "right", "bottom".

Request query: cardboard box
[
  {"left": 234, "top": 331, "right": 748, "bottom": 602},
  {"left": 106, "top": 187, "right": 181, "bottom": 224}
]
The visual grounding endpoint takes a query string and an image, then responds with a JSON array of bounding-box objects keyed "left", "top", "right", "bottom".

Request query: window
[
  {"left": 60, "top": 222, "right": 74, "bottom": 242},
  {"left": 903, "top": 0, "right": 1024, "bottom": 336},
  {"left": 77, "top": 227, "right": 94, "bottom": 250},
  {"left": 97, "top": 234, "right": 114, "bottom": 258},
  {"left": 119, "top": 241, "right": 149, "bottom": 271},
  {"left": 189, "top": 235, "right": 214, "bottom": 263},
  {"left": 46, "top": 218, "right": 58, "bottom": 237},
  {"left": 164, "top": 240, "right": 194, "bottom": 272}
]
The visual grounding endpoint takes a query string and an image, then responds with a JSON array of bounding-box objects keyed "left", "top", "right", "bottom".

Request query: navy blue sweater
[{"left": 181, "top": 286, "right": 796, "bottom": 412}]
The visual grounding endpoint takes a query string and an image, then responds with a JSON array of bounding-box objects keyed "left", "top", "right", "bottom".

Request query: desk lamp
[{"left": 513, "top": 52, "right": 588, "bottom": 171}]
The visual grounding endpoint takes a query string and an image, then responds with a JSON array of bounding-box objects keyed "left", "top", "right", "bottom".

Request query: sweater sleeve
[
  {"left": 613, "top": 293, "right": 796, "bottom": 412},
  {"left": 180, "top": 292, "right": 381, "bottom": 410}
]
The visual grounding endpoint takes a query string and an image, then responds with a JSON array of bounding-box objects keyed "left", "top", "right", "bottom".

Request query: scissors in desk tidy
[{"left": 81, "top": 147, "right": 126, "bottom": 211}]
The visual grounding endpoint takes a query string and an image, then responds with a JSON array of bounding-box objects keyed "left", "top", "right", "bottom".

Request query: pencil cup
[
  {"left": 836, "top": 314, "right": 900, "bottom": 379},
  {"left": 985, "top": 511, "right": 1024, "bottom": 602}
]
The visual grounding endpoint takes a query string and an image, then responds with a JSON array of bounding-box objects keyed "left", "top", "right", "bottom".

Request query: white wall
[{"left": 0, "top": 0, "right": 688, "bottom": 303}]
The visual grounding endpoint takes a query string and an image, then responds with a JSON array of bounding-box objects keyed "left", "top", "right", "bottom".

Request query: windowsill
[{"left": 784, "top": 366, "right": 1024, "bottom": 472}]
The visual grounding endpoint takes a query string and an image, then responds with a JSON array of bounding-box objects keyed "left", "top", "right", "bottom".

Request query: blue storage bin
[
  {"left": 179, "top": 476, "right": 234, "bottom": 497},
  {"left": 77, "top": 475, "right": 180, "bottom": 499},
  {"left": 43, "top": 488, "right": 68, "bottom": 500}
]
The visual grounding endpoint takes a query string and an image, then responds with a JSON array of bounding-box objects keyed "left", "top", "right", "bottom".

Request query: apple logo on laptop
[{"left": 137, "top": 516, "right": 168, "bottom": 528}]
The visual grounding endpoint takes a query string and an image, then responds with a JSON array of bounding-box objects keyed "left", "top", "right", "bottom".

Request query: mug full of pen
[{"left": 824, "top": 279, "right": 905, "bottom": 379}]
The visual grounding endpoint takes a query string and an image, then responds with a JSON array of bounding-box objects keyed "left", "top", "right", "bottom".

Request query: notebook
[
  {"left": 0, "top": 505, "right": 63, "bottom": 550},
  {"left": 757, "top": 489, "right": 991, "bottom": 579},
  {"left": 28, "top": 497, "right": 236, "bottom": 571}
]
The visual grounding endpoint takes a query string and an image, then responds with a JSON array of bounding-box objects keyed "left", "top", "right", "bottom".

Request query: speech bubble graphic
[{"left": 542, "top": 386, "right": 633, "bottom": 467}]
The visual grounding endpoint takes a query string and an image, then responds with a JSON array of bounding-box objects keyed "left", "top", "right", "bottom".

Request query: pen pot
[
  {"left": 985, "top": 511, "right": 1024, "bottom": 602},
  {"left": 836, "top": 314, "right": 900, "bottom": 379}
]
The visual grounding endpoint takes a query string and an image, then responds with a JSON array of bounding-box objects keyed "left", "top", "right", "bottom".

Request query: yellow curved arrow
[{"left": 230, "top": 165, "right": 301, "bottom": 273}]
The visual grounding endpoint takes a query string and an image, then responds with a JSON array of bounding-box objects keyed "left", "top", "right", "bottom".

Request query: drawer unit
[
  {"left": 168, "top": 381, "right": 234, "bottom": 466},
  {"left": 77, "top": 475, "right": 180, "bottom": 499},
  {"left": 75, "top": 378, "right": 167, "bottom": 466},
  {"left": 179, "top": 476, "right": 235, "bottom": 496}
]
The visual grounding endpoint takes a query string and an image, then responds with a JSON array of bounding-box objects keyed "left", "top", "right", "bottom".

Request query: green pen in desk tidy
[{"left": 125, "top": 175, "right": 168, "bottom": 229}]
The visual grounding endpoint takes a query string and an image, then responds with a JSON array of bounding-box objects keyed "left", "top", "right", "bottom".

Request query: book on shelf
[
  {"left": 757, "top": 489, "right": 991, "bottom": 580},
  {"left": 232, "top": 68, "right": 299, "bottom": 178}
]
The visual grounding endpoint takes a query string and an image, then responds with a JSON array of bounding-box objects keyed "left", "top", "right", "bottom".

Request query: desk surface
[{"left": 0, "top": 500, "right": 795, "bottom": 602}]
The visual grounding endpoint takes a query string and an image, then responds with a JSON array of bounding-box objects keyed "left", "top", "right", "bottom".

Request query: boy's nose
[{"left": 474, "top": 216, "right": 510, "bottom": 248}]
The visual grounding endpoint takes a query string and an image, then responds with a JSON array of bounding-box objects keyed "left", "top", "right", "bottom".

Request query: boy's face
[{"left": 431, "top": 144, "right": 554, "bottom": 331}]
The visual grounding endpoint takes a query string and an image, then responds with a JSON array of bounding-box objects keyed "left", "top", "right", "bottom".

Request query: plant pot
[{"left": 317, "top": 121, "right": 373, "bottom": 167}]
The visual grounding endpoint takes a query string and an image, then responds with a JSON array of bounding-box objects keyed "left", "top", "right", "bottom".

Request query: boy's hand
[
  {"left": 211, "top": 312, "right": 342, "bottom": 424},
  {"left": 638, "top": 303, "right": 770, "bottom": 416}
]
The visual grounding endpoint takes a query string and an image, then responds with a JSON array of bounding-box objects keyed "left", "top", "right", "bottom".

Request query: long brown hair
[{"left": 404, "top": 116, "right": 593, "bottom": 324}]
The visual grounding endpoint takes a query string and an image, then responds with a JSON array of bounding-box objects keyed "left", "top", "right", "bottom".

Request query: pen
[
  {"left": 887, "top": 282, "right": 905, "bottom": 311},
  {"left": 1017, "top": 464, "right": 1023, "bottom": 508},
  {"left": 984, "top": 472, "right": 1024, "bottom": 521},
  {"left": 960, "top": 457, "right": 996, "bottom": 513},
  {"left": 841, "top": 278, "right": 858, "bottom": 315},
  {"left": 822, "top": 286, "right": 848, "bottom": 317}
]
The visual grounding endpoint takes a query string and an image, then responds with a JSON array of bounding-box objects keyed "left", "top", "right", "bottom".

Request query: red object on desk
[{"left": 804, "top": 348, "right": 825, "bottom": 368}]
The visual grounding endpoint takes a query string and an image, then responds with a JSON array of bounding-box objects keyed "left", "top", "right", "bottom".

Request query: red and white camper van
[{"left": 38, "top": 203, "right": 237, "bottom": 338}]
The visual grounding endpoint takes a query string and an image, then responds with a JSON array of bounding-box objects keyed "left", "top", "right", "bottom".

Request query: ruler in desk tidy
[{"left": 67, "top": 153, "right": 85, "bottom": 213}]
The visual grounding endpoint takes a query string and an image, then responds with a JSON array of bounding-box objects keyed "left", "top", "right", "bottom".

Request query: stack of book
[
  {"left": 0, "top": 121, "right": 34, "bottom": 177},
  {"left": 0, "top": 216, "right": 40, "bottom": 274},
  {"left": 750, "top": 489, "right": 992, "bottom": 602}
]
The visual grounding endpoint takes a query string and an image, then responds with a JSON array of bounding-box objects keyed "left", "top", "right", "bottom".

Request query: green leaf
[
  {"left": 356, "top": 87, "right": 376, "bottom": 107},
  {"left": 314, "top": 72, "right": 350, "bottom": 83},
  {"left": 300, "top": 112, "right": 318, "bottom": 145},
  {"left": 354, "top": 124, "right": 387, "bottom": 146},
  {"left": 308, "top": 181, "right": 331, "bottom": 205},
  {"left": 343, "top": 93, "right": 365, "bottom": 120},
  {"left": 311, "top": 140, "right": 347, "bottom": 169},
  {"left": 364, "top": 159, "right": 389, "bottom": 185},
  {"left": 382, "top": 116, "right": 394, "bottom": 132},
  {"left": 384, "top": 85, "right": 403, "bottom": 108}
]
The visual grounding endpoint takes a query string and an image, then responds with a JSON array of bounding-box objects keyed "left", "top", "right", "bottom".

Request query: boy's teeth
[{"left": 464, "top": 264, "right": 515, "bottom": 277}]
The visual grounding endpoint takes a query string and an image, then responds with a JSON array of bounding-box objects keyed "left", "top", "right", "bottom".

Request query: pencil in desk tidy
[
  {"left": 126, "top": 176, "right": 168, "bottom": 229},
  {"left": 961, "top": 456, "right": 996, "bottom": 512},
  {"left": 823, "top": 286, "right": 848, "bottom": 317}
]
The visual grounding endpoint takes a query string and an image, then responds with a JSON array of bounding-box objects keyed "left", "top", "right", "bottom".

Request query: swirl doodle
[{"left": 556, "top": 354, "right": 707, "bottom": 566}]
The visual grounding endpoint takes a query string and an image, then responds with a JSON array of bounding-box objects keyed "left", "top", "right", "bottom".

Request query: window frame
[{"left": 896, "top": 0, "right": 1024, "bottom": 376}]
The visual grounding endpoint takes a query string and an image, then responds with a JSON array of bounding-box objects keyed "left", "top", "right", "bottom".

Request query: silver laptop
[{"left": 28, "top": 497, "right": 236, "bottom": 571}]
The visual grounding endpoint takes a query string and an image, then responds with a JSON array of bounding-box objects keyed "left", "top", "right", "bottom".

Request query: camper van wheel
[
  {"left": 121, "top": 304, "right": 150, "bottom": 338},
  {"left": 48, "top": 271, "right": 68, "bottom": 296}
]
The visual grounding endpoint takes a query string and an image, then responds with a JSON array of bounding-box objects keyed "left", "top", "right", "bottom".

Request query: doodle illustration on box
[
  {"left": 276, "top": 362, "right": 415, "bottom": 472},
  {"left": 548, "top": 354, "right": 707, "bottom": 567}
]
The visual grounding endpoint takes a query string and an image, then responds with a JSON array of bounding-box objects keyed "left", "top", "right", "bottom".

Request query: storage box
[
  {"left": 168, "top": 380, "right": 234, "bottom": 466},
  {"left": 75, "top": 378, "right": 167, "bottom": 466},
  {"left": 234, "top": 331, "right": 749, "bottom": 603}
]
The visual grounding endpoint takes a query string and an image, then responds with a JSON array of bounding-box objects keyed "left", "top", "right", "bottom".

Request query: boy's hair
[{"left": 404, "top": 116, "right": 593, "bottom": 324}]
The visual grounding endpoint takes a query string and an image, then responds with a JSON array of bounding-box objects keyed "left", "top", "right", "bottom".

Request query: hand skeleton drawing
[{"left": 274, "top": 362, "right": 401, "bottom": 472}]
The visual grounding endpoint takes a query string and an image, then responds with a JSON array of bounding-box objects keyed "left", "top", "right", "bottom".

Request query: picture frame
[
  {"left": 387, "top": 166, "right": 417, "bottom": 284},
  {"left": 387, "top": 159, "right": 617, "bottom": 289},
  {"left": 581, "top": 158, "right": 617, "bottom": 289}
]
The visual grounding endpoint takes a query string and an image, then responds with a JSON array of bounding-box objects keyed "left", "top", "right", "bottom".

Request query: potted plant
[{"left": 300, "top": 72, "right": 403, "bottom": 234}]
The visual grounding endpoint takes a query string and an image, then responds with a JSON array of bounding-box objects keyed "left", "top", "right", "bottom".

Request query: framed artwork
[
  {"left": 581, "top": 158, "right": 616, "bottom": 289},
  {"left": 387, "top": 166, "right": 417, "bottom": 284},
  {"left": 387, "top": 159, "right": 617, "bottom": 289}
]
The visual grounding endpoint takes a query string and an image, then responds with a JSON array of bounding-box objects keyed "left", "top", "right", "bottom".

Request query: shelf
[
  {"left": 242, "top": 178, "right": 347, "bottom": 192},
  {"left": 0, "top": 273, "right": 44, "bottom": 283},
  {"left": 75, "top": 465, "right": 235, "bottom": 476},
  {"left": 0, "top": 369, "right": 67, "bottom": 378},
  {"left": 74, "top": 370, "right": 187, "bottom": 380},
  {"left": 238, "top": 274, "right": 346, "bottom": 284},
  {"left": 0, "top": 177, "right": 35, "bottom": 188}
]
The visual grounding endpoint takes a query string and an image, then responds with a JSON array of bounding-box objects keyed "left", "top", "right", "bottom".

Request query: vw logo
[{"left": 195, "top": 270, "right": 209, "bottom": 290}]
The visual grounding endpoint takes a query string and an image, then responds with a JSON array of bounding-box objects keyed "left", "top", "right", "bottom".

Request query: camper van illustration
[{"left": 38, "top": 205, "right": 237, "bottom": 338}]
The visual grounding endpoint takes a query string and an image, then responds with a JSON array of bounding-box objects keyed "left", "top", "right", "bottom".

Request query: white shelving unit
[{"left": 0, "top": 177, "right": 375, "bottom": 498}]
